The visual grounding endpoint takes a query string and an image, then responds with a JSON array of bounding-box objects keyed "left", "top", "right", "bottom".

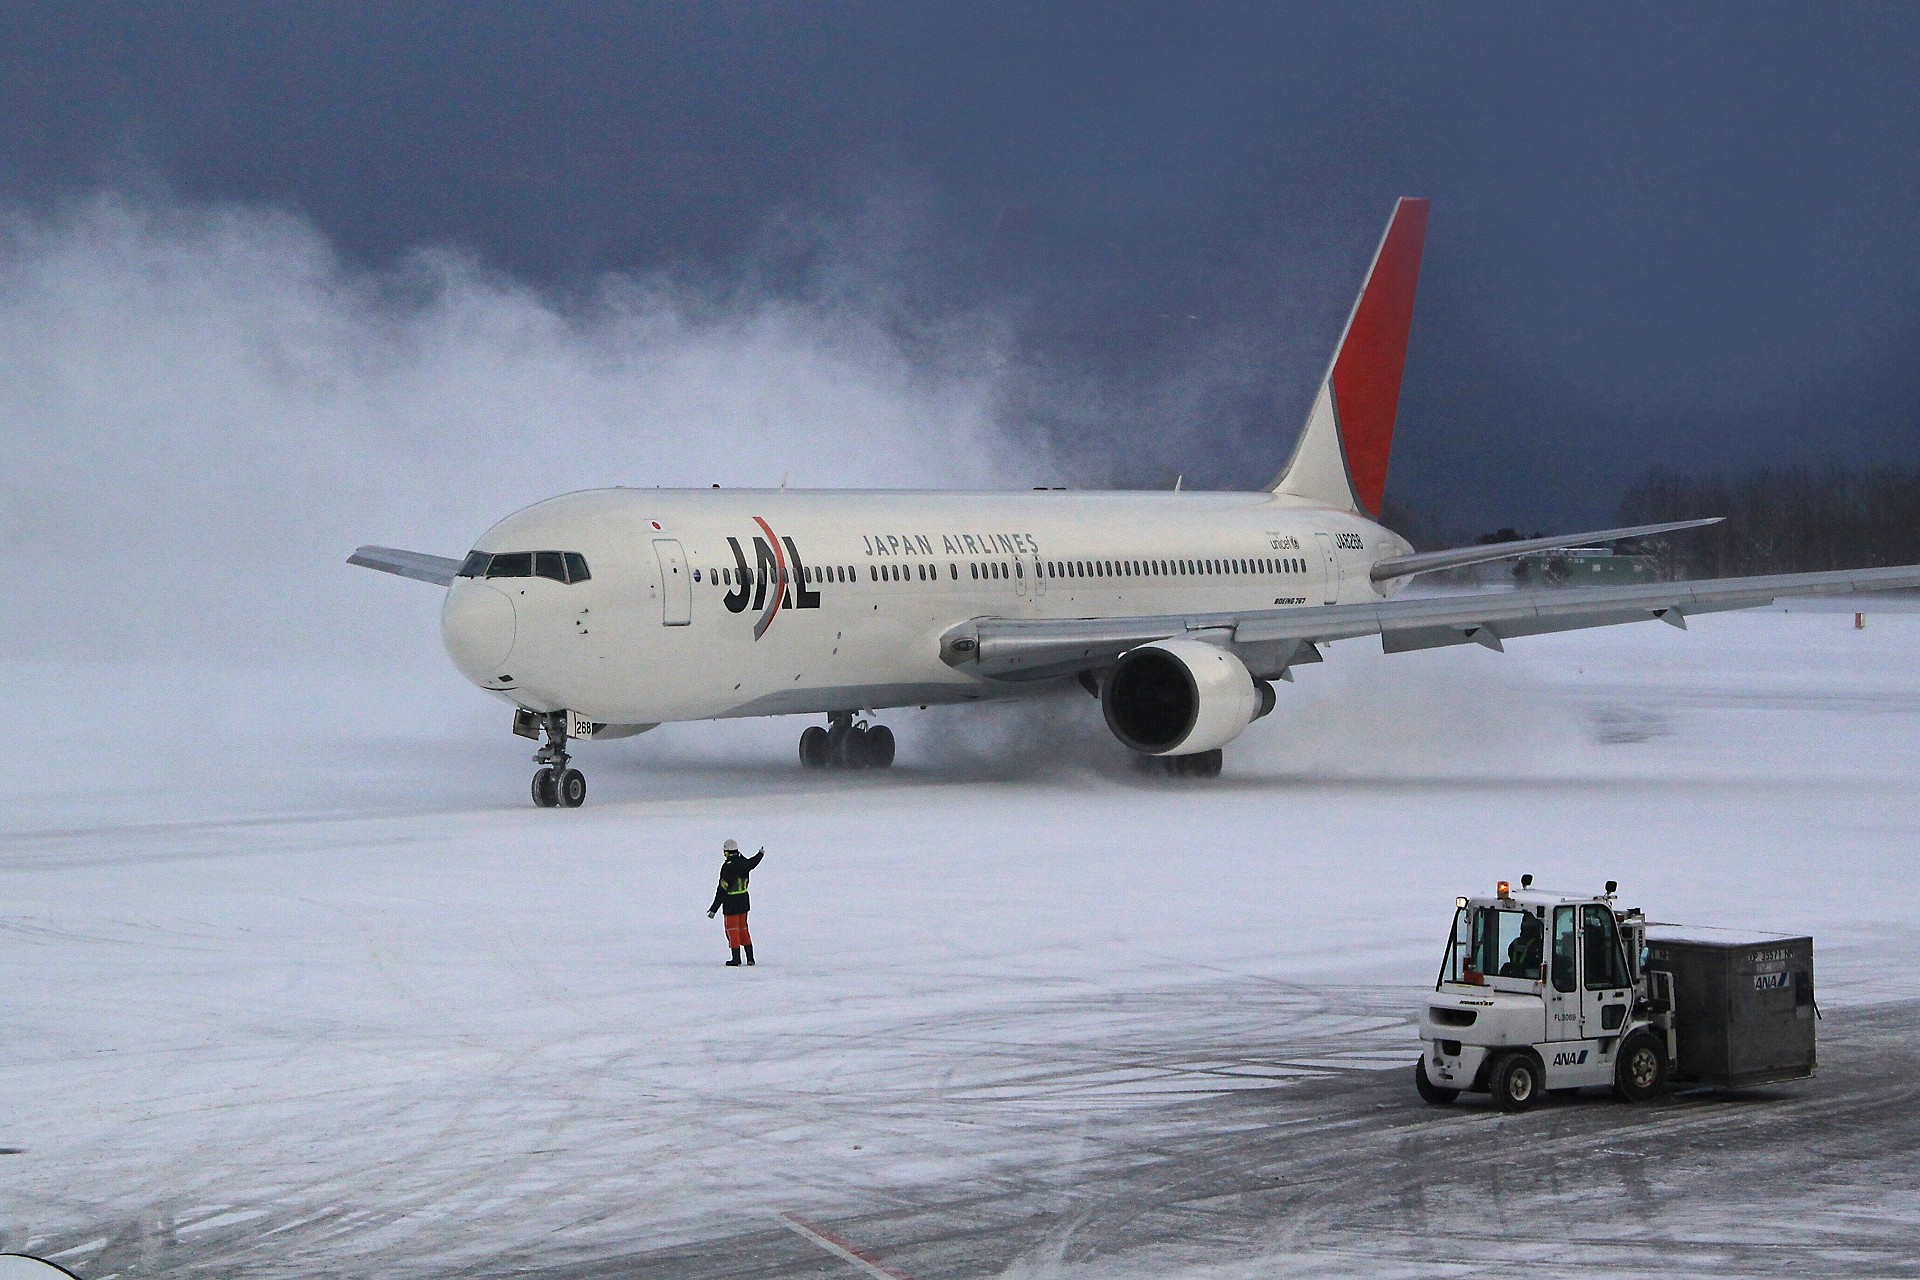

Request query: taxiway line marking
[{"left": 777, "top": 1211, "right": 916, "bottom": 1280}]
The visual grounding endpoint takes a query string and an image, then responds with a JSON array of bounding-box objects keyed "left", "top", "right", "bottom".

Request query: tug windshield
[
  {"left": 1442, "top": 906, "right": 1544, "bottom": 983},
  {"left": 1441, "top": 908, "right": 1471, "bottom": 983}
]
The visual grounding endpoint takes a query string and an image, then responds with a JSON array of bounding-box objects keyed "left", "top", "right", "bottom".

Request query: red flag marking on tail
[{"left": 1330, "top": 197, "right": 1429, "bottom": 518}]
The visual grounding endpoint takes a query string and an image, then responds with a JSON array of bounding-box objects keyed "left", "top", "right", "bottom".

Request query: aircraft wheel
[
  {"left": 834, "top": 724, "right": 869, "bottom": 769},
  {"left": 1613, "top": 1031, "right": 1669, "bottom": 1102},
  {"left": 532, "top": 767, "right": 559, "bottom": 808},
  {"left": 865, "top": 724, "right": 896, "bottom": 769},
  {"left": 799, "top": 725, "right": 829, "bottom": 768},
  {"left": 1414, "top": 1057, "right": 1458, "bottom": 1105},
  {"left": 557, "top": 768, "right": 587, "bottom": 808},
  {"left": 1490, "top": 1052, "right": 1541, "bottom": 1113}
]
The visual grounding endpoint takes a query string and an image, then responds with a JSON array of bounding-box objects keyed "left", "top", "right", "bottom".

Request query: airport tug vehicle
[{"left": 1416, "top": 878, "right": 1817, "bottom": 1111}]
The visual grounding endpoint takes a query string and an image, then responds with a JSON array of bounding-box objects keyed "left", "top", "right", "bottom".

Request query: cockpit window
[
  {"left": 471, "top": 550, "right": 589, "bottom": 582},
  {"left": 486, "top": 551, "right": 534, "bottom": 578}
]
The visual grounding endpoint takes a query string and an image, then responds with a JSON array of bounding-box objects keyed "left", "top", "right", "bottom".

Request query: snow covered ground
[{"left": 2, "top": 605, "right": 1918, "bottom": 1277}]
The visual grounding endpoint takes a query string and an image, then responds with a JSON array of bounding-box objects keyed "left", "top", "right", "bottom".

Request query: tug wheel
[
  {"left": 1414, "top": 1057, "right": 1458, "bottom": 1105},
  {"left": 1614, "top": 1032, "right": 1669, "bottom": 1102},
  {"left": 1490, "top": 1053, "right": 1541, "bottom": 1113}
]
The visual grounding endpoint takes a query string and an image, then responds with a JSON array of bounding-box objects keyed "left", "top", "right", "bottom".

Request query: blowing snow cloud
[{"left": 0, "top": 195, "right": 1038, "bottom": 666}]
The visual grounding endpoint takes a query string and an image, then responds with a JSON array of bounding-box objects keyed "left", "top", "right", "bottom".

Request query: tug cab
[{"left": 1417, "top": 877, "right": 1673, "bottom": 1111}]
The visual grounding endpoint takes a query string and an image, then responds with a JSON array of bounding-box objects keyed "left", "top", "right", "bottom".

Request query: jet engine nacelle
[{"left": 1100, "top": 638, "right": 1277, "bottom": 756}]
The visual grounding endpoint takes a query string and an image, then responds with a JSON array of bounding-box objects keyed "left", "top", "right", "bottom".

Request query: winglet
[{"left": 1272, "top": 198, "right": 1430, "bottom": 517}]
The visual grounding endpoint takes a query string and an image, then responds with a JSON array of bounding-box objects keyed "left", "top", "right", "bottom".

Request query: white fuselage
[{"left": 440, "top": 487, "right": 1413, "bottom": 726}]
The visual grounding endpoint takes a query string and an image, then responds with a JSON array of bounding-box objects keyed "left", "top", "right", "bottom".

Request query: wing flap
[{"left": 348, "top": 545, "right": 464, "bottom": 587}]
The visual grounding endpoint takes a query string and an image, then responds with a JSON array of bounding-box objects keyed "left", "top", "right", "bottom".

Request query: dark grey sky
[{"left": 4, "top": 2, "right": 1916, "bottom": 529}]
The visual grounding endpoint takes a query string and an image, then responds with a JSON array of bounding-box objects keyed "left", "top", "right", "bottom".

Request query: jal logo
[
  {"left": 1552, "top": 1049, "right": 1590, "bottom": 1066},
  {"left": 723, "top": 518, "right": 822, "bottom": 639}
]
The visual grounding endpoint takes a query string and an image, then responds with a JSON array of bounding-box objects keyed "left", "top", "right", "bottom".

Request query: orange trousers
[{"left": 724, "top": 913, "right": 752, "bottom": 948}]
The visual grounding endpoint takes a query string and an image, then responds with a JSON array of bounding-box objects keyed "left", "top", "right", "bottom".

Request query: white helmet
[{"left": 722, "top": 838, "right": 740, "bottom": 853}]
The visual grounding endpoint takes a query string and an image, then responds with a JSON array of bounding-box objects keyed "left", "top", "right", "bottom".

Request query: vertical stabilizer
[{"left": 1271, "top": 198, "right": 1429, "bottom": 517}]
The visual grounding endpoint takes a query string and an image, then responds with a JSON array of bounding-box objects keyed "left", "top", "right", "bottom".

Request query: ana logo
[
  {"left": 723, "top": 517, "right": 822, "bottom": 639},
  {"left": 1754, "top": 971, "right": 1790, "bottom": 991},
  {"left": 1552, "top": 1049, "right": 1590, "bottom": 1066}
]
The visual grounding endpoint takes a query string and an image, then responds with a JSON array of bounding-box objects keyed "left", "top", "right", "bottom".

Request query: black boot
[
  {"left": 726, "top": 947, "right": 742, "bottom": 966},
  {"left": 744, "top": 944, "right": 755, "bottom": 966}
]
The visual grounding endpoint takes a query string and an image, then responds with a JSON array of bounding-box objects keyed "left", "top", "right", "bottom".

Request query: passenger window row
[
  {"left": 459, "top": 550, "right": 591, "bottom": 583},
  {"left": 704, "top": 564, "right": 858, "bottom": 586},
  {"left": 691, "top": 553, "right": 1317, "bottom": 590},
  {"left": 860, "top": 554, "right": 1314, "bottom": 584},
  {"left": 1042, "top": 555, "right": 1307, "bottom": 579},
  {"left": 871, "top": 561, "right": 967, "bottom": 582}
]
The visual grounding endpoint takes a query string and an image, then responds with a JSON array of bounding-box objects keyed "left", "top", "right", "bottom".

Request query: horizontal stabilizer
[
  {"left": 348, "top": 545, "right": 463, "bottom": 586},
  {"left": 1368, "top": 518, "right": 1722, "bottom": 584}
]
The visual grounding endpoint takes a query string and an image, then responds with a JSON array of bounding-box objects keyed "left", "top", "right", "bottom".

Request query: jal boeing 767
[{"left": 351, "top": 199, "right": 1920, "bottom": 806}]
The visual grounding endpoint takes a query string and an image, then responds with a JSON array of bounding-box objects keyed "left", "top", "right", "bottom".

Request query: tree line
[{"left": 1616, "top": 464, "right": 1920, "bottom": 578}]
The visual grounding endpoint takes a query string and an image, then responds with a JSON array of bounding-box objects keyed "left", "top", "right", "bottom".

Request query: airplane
[{"left": 351, "top": 198, "right": 1920, "bottom": 807}]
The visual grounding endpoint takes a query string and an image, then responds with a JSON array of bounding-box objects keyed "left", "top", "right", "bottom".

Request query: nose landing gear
[
  {"left": 799, "top": 711, "right": 895, "bottom": 770},
  {"left": 524, "top": 711, "right": 587, "bottom": 808},
  {"left": 533, "top": 765, "right": 587, "bottom": 808}
]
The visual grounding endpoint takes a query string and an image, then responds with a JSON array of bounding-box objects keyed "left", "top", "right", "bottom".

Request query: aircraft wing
[
  {"left": 348, "top": 545, "right": 464, "bottom": 586},
  {"left": 940, "top": 563, "right": 1920, "bottom": 683}
]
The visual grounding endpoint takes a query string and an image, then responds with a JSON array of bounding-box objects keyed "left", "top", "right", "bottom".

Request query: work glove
[
  {"left": 757, "top": 846, "right": 765, "bottom": 856},
  {"left": 707, "top": 910, "right": 716, "bottom": 919}
]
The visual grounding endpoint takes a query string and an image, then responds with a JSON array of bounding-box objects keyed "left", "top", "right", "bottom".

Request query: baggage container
[{"left": 1643, "top": 927, "right": 1815, "bottom": 1087}]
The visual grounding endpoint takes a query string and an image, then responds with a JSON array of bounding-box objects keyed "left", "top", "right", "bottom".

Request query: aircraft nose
[{"left": 441, "top": 581, "right": 517, "bottom": 682}]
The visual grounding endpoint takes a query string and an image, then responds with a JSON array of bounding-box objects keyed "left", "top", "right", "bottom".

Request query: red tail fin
[{"left": 1272, "top": 198, "right": 1429, "bottom": 517}]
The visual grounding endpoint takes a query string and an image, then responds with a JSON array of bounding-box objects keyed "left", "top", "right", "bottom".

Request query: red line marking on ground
[{"left": 777, "top": 1211, "right": 917, "bottom": 1280}]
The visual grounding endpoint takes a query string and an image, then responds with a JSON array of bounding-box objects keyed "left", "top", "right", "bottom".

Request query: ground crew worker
[
  {"left": 1503, "top": 913, "right": 1544, "bottom": 978},
  {"left": 707, "top": 838, "right": 764, "bottom": 966}
]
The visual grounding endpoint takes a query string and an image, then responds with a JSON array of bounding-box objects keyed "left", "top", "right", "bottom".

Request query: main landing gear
[
  {"left": 1131, "top": 748, "right": 1224, "bottom": 778},
  {"left": 527, "top": 712, "right": 587, "bottom": 808},
  {"left": 799, "top": 711, "right": 896, "bottom": 770}
]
